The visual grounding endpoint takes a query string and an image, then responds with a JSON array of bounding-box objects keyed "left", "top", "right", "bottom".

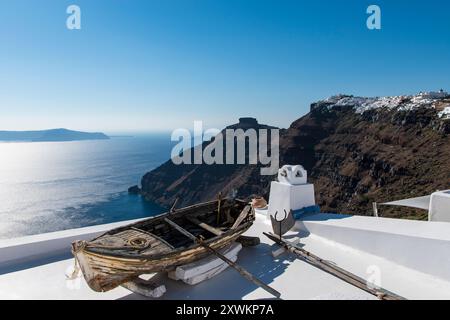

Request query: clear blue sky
[{"left": 1, "top": 0, "right": 449, "bottom": 133}]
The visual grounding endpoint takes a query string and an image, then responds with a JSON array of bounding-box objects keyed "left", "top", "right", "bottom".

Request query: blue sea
[{"left": 0, "top": 135, "right": 173, "bottom": 239}]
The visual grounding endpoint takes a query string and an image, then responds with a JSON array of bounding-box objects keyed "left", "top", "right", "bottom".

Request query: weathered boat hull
[
  {"left": 72, "top": 224, "right": 250, "bottom": 292},
  {"left": 72, "top": 199, "right": 254, "bottom": 292}
]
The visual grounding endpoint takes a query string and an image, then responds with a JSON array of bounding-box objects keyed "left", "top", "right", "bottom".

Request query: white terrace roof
[{"left": 1, "top": 212, "right": 450, "bottom": 300}]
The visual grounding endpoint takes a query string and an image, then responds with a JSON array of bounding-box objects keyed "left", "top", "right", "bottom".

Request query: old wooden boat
[{"left": 71, "top": 198, "right": 254, "bottom": 292}]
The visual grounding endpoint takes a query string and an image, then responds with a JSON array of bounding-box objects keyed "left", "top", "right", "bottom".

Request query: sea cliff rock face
[{"left": 140, "top": 93, "right": 450, "bottom": 219}]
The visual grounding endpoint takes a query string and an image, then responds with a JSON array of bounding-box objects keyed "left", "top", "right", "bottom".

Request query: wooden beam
[
  {"left": 216, "top": 192, "right": 223, "bottom": 225},
  {"left": 186, "top": 216, "right": 224, "bottom": 236},
  {"left": 263, "top": 232, "right": 406, "bottom": 300},
  {"left": 231, "top": 205, "right": 251, "bottom": 229}
]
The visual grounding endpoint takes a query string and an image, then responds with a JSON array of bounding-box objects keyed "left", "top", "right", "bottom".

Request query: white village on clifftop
[{"left": 318, "top": 90, "right": 450, "bottom": 117}]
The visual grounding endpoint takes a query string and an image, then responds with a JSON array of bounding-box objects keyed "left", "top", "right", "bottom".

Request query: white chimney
[{"left": 267, "top": 165, "right": 316, "bottom": 221}]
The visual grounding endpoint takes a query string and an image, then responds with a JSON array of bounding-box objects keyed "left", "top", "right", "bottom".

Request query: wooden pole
[
  {"left": 372, "top": 202, "right": 379, "bottom": 217},
  {"left": 170, "top": 197, "right": 179, "bottom": 213},
  {"left": 263, "top": 232, "right": 405, "bottom": 300},
  {"left": 164, "top": 218, "right": 281, "bottom": 298},
  {"left": 216, "top": 192, "right": 222, "bottom": 225}
]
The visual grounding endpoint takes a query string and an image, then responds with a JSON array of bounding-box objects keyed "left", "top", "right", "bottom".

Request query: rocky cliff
[{"left": 137, "top": 92, "right": 450, "bottom": 219}]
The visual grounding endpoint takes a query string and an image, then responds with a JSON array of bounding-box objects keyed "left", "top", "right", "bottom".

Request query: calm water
[{"left": 0, "top": 135, "right": 172, "bottom": 239}]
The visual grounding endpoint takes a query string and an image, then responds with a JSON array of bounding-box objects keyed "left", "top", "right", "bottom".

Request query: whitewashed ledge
[
  {"left": 293, "top": 213, "right": 450, "bottom": 282},
  {"left": 0, "top": 218, "right": 145, "bottom": 269},
  {"left": 1, "top": 210, "right": 450, "bottom": 299}
]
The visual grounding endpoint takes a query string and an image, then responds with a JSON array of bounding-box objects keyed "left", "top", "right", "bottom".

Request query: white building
[{"left": 418, "top": 89, "right": 449, "bottom": 100}]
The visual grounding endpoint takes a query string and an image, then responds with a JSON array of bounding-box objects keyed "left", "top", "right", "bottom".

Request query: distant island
[{"left": 0, "top": 128, "right": 110, "bottom": 142}]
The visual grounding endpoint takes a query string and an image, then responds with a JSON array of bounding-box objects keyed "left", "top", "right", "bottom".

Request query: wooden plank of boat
[
  {"left": 121, "top": 277, "right": 166, "bottom": 298},
  {"left": 129, "top": 227, "right": 175, "bottom": 251},
  {"left": 186, "top": 216, "right": 259, "bottom": 247},
  {"left": 216, "top": 192, "right": 223, "bottom": 225},
  {"left": 186, "top": 216, "right": 224, "bottom": 236},
  {"left": 263, "top": 232, "right": 406, "bottom": 300},
  {"left": 231, "top": 205, "right": 251, "bottom": 229},
  {"left": 186, "top": 216, "right": 260, "bottom": 247},
  {"left": 164, "top": 217, "right": 281, "bottom": 299}
]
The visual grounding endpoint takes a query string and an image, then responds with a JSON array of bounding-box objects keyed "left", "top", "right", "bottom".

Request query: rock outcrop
[{"left": 128, "top": 185, "right": 141, "bottom": 194}]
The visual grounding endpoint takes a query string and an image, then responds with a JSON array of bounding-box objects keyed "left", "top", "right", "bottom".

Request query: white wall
[
  {"left": 295, "top": 214, "right": 450, "bottom": 282},
  {"left": 0, "top": 219, "right": 143, "bottom": 268}
]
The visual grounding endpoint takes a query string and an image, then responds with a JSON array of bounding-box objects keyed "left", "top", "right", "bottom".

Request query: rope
[{"left": 66, "top": 257, "right": 81, "bottom": 280}]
